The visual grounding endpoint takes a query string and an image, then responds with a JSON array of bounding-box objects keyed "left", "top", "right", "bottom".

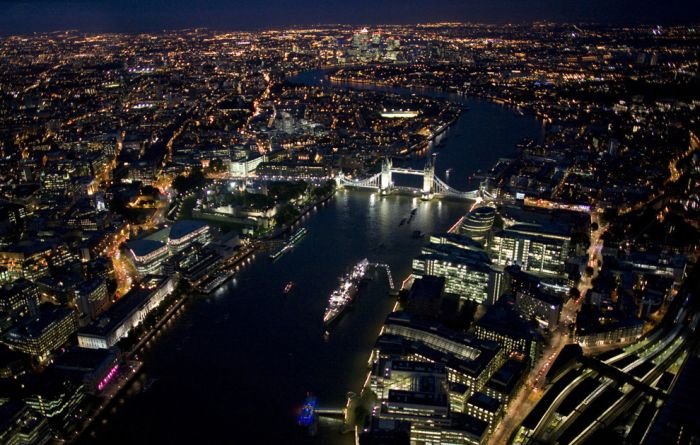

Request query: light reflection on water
[{"left": 84, "top": 73, "right": 542, "bottom": 445}]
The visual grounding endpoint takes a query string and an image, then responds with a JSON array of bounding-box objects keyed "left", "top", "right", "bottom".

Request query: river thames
[{"left": 82, "top": 73, "right": 542, "bottom": 444}]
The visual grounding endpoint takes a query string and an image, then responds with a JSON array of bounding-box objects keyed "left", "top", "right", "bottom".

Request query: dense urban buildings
[{"left": 0, "top": 19, "right": 698, "bottom": 445}]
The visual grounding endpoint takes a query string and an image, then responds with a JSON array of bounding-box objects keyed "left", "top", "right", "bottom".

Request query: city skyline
[
  {"left": 0, "top": 18, "right": 697, "bottom": 445},
  {"left": 1, "top": 0, "right": 699, "bottom": 35}
]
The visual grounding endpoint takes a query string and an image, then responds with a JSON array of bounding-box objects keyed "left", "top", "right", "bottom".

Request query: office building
[
  {"left": 448, "top": 381, "right": 470, "bottom": 413},
  {"left": 384, "top": 389, "right": 450, "bottom": 427},
  {"left": 125, "top": 239, "right": 169, "bottom": 276},
  {"left": 515, "top": 290, "right": 562, "bottom": 329},
  {"left": 74, "top": 278, "right": 109, "bottom": 320},
  {"left": 371, "top": 359, "right": 447, "bottom": 402},
  {"left": 0, "top": 279, "right": 39, "bottom": 318},
  {"left": 473, "top": 297, "right": 542, "bottom": 364},
  {"left": 460, "top": 206, "right": 496, "bottom": 244},
  {"left": 3, "top": 306, "right": 78, "bottom": 361},
  {"left": 18, "top": 373, "right": 86, "bottom": 432},
  {"left": 51, "top": 347, "right": 120, "bottom": 393},
  {"left": 483, "top": 359, "right": 528, "bottom": 406},
  {"left": 229, "top": 153, "right": 266, "bottom": 177},
  {"left": 77, "top": 275, "right": 175, "bottom": 349},
  {"left": 374, "top": 312, "right": 502, "bottom": 393},
  {"left": 0, "top": 242, "right": 53, "bottom": 282},
  {"left": 465, "top": 392, "right": 502, "bottom": 429},
  {"left": 0, "top": 401, "right": 51, "bottom": 445},
  {"left": 409, "top": 413, "right": 489, "bottom": 445},
  {"left": 502, "top": 266, "right": 564, "bottom": 328},
  {"left": 126, "top": 221, "right": 213, "bottom": 275},
  {"left": 256, "top": 162, "right": 331, "bottom": 179},
  {"left": 407, "top": 276, "right": 445, "bottom": 319},
  {"left": 429, "top": 233, "right": 485, "bottom": 252},
  {"left": 489, "top": 224, "right": 571, "bottom": 275},
  {"left": 413, "top": 243, "right": 504, "bottom": 305},
  {"left": 167, "top": 220, "right": 212, "bottom": 254}
]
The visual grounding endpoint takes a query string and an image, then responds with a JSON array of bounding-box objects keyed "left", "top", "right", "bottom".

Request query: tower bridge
[
  {"left": 229, "top": 156, "right": 494, "bottom": 201},
  {"left": 336, "top": 156, "right": 487, "bottom": 201}
]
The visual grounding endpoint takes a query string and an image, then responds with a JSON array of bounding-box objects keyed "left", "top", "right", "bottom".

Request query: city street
[{"left": 488, "top": 212, "right": 606, "bottom": 445}]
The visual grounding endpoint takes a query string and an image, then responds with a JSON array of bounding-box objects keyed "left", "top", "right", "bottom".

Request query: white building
[{"left": 77, "top": 275, "right": 175, "bottom": 349}]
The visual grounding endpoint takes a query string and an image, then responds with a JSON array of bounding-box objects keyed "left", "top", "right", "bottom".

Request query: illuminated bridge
[
  {"left": 336, "top": 157, "right": 487, "bottom": 201},
  {"left": 228, "top": 156, "right": 493, "bottom": 201}
]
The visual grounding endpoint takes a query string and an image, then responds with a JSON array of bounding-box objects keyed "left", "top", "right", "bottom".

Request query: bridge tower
[
  {"left": 422, "top": 154, "right": 436, "bottom": 199},
  {"left": 380, "top": 158, "right": 392, "bottom": 194},
  {"left": 334, "top": 172, "right": 344, "bottom": 189}
]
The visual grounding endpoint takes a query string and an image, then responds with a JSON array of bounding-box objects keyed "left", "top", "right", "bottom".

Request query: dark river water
[{"left": 82, "top": 71, "right": 542, "bottom": 444}]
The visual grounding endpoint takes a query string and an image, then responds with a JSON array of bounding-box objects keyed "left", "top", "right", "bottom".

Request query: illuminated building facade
[
  {"left": 371, "top": 359, "right": 448, "bottom": 403},
  {"left": 459, "top": 206, "right": 496, "bottom": 245},
  {"left": 256, "top": 162, "right": 331, "bottom": 179},
  {"left": 126, "top": 160, "right": 158, "bottom": 185},
  {"left": 380, "top": 109, "right": 419, "bottom": 118},
  {"left": 409, "top": 413, "right": 489, "bottom": 445},
  {"left": 2, "top": 305, "right": 78, "bottom": 361},
  {"left": 465, "top": 392, "right": 502, "bottom": 430},
  {"left": 0, "top": 243, "right": 53, "bottom": 282},
  {"left": 0, "top": 401, "right": 52, "bottom": 445},
  {"left": 374, "top": 312, "right": 503, "bottom": 394},
  {"left": 384, "top": 389, "right": 450, "bottom": 427},
  {"left": 483, "top": 359, "right": 528, "bottom": 406},
  {"left": 21, "top": 376, "right": 86, "bottom": 432},
  {"left": 0, "top": 202, "right": 27, "bottom": 232},
  {"left": 39, "top": 169, "right": 73, "bottom": 194},
  {"left": 167, "top": 220, "right": 212, "bottom": 254},
  {"left": 51, "top": 347, "right": 120, "bottom": 394},
  {"left": 515, "top": 290, "right": 562, "bottom": 329},
  {"left": 574, "top": 318, "right": 644, "bottom": 347},
  {"left": 369, "top": 355, "right": 486, "bottom": 443},
  {"left": 412, "top": 254, "right": 504, "bottom": 305},
  {"left": 429, "top": 233, "right": 485, "bottom": 252},
  {"left": 77, "top": 275, "right": 175, "bottom": 349},
  {"left": 448, "top": 381, "right": 470, "bottom": 413},
  {"left": 75, "top": 278, "right": 109, "bottom": 320},
  {"left": 412, "top": 239, "right": 504, "bottom": 305},
  {"left": 0, "top": 266, "right": 11, "bottom": 285},
  {"left": 126, "top": 239, "right": 169, "bottom": 276},
  {"left": 229, "top": 153, "right": 266, "bottom": 177},
  {"left": 473, "top": 298, "right": 541, "bottom": 364},
  {"left": 489, "top": 224, "right": 571, "bottom": 276},
  {"left": 0, "top": 279, "right": 39, "bottom": 318},
  {"left": 127, "top": 221, "right": 213, "bottom": 275}
]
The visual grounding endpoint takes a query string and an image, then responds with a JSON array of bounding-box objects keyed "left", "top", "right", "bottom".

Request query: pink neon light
[{"left": 97, "top": 365, "right": 119, "bottom": 391}]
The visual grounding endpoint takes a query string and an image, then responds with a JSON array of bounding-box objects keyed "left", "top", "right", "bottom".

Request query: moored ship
[
  {"left": 323, "top": 258, "right": 369, "bottom": 327},
  {"left": 270, "top": 227, "right": 307, "bottom": 260},
  {"left": 198, "top": 269, "right": 235, "bottom": 294}
]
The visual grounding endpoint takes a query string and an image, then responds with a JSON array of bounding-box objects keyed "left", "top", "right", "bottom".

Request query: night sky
[{"left": 1, "top": 0, "right": 698, "bottom": 34}]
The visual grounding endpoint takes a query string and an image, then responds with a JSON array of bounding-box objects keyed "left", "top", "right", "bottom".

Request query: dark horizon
[{"left": 1, "top": 0, "right": 699, "bottom": 36}]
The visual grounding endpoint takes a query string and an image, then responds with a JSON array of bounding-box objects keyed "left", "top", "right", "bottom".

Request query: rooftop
[
  {"left": 126, "top": 239, "right": 166, "bottom": 258},
  {"left": 79, "top": 275, "right": 168, "bottom": 337},
  {"left": 387, "top": 389, "right": 448, "bottom": 408},
  {"left": 51, "top": 347, "right": 118, "bottom": 373},
  {"left": 448, "top": 413, "right": 489, "bottom": 438},
  {"left": 486, "top": 359, "right": 528, "bottom": 394},
  {"left": 168, "top": 219, "right": 208, "bottom": 241},
  {"left": 467, "top": 391, "right": 501, "bottom": 413},
  {"left": 476, "top": 297, "right": 540, "bottom": 340},
  {"left": 5, "top": 305, "right": 75, "bottom": 340}
]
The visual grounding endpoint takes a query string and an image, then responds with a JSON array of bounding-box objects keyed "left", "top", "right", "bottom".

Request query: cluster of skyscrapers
[{"left": 362, "top": 202, "right": 579, "bottom": 443}]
